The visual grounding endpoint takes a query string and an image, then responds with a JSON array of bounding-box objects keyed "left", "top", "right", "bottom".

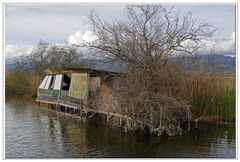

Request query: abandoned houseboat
[{"left": 36, "top": 67, "right": 119, "bottom": 112}]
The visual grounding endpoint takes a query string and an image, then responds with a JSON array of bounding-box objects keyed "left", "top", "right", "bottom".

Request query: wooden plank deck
[{"left": 36, "top": 93, "right": 83, "bottom": 109}]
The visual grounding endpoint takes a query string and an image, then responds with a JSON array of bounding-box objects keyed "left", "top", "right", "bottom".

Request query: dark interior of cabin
[{"left": 62, "top": 74, "right": 71, "bottom": 91}]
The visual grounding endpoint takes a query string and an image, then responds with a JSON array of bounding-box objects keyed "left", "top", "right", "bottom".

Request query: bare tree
[
  {"left": 75, "top": 5, "right": 215, "bottom": 64},
  {"left": 74, "top": 5, "right": 216, "bottom": 136},
  {"left": 15, "top": 40, "right": 90, "bottom": 76}
]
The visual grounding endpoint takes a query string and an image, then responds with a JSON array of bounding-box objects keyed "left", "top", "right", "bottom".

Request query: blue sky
[{"left": 5, "top": 4, "right": 236, "bottom": 60}]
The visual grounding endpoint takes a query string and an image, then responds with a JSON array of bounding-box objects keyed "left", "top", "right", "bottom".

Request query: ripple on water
[{"left": 5, "top": 97, "right": 236, "bottom": 158}]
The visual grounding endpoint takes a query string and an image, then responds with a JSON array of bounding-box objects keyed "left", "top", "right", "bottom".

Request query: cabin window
[{"left": 62, "top": 74, "right": 71, "bottom": 91}]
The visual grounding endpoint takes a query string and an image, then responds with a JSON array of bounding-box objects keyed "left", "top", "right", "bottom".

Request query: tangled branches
[
  {"left": 110, "top": 89, "right": 191, "bottom": 136},
  {"left": 80, "top": 5, "right": 215, "bottom": 136}
]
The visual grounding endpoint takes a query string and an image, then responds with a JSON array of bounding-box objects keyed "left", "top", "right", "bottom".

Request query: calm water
[{"left": 5, "top": 97, "right": 236, "bottom": 158}]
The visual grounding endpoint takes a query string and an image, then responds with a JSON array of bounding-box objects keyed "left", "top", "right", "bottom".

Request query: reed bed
[
  {"left": 6, "top": 68, "right": 236, "bottom": 123},
  {"left": 170, "top": 73, "right": 235, "bottom": 123}
]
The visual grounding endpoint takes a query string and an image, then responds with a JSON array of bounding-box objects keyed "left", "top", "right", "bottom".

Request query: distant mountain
[
  {"left": 5, "top": 58, "right": 15, "bottom": 70},
  {"left": 5, "top": 63, "right": 16, "bottom": 70},
  {"left": 5, "top": 54, "right": 235, "bottom": 73},
  {"left": 171, "top": 54, "right": 235, "bottom": 73},
  {"left": 198, "top": 54, "right": 235, "bottom": 73},
  {"left": 209, "top": 55, "right": 235, "bottom": 73}
]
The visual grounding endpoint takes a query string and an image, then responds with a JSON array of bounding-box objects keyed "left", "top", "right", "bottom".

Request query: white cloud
[
  {"left": 5, "top": 43, "right": 75, "bottom": 60},
  {"left": 202, "top": 32, "right": 235, "bottom": 55},
  {"left": 68, "top": 30, "right": 235, "bottom": 56},
  {"left": 5, "top": 44, "right": 35, "bottom": 59},
  {"left": 68, "top": 30, "right": 97, "bottom": 45}
]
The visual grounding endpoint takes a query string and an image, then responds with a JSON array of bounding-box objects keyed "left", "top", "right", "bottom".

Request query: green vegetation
[
  {"left": 6, "top": 68, "right": 235, "bottom": 123},
  {"left": 211, "top": 76, "right": 235, "bottom": 122},
  {"left": 6, "top": 69, "right": 41, "bottom": 97},
  {"left": 170, "top": 74, "right": 235, "bottom": 123}
]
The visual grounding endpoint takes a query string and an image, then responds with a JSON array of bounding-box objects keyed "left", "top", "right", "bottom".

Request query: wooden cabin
[{"left": 36, "top": 67, "right": 119, "bottom": 110}]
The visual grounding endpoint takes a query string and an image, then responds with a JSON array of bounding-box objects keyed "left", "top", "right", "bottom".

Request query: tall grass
[
  {"left": 211, "top": 75, "right": 235, "bottom": 122},
  {"left": 6, "top": 69, "right": 42, "bottom": 97},
  {"left": 6, "top": 68, "right": 236, "bottom": 123},
  {"left": 170, "top": 73, "right": 235, "bottom": 123}
]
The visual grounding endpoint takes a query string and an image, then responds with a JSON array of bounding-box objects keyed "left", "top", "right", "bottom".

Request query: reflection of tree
[
  {"left": 65, "top": 118, "right": 235, "bottom": 158},
  {"left": 6, "top": 97, "right": 36, "bottom": 114},
  {"left": 36, "top": 108, "right": 71, "bottom": 156},
  {"left": 6, "top": 98, "right": 235, "bottom": 158},
  {"left": 155, "top": 124, "right": 236, "bottom": 158},
  {"left": 67, "top": 120, "right": 88, "bottom": 151}
]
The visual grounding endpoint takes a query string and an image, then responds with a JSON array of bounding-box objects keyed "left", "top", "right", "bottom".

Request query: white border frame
[{"left": 1, "top": 1, "right": 239, "bottom": 161}]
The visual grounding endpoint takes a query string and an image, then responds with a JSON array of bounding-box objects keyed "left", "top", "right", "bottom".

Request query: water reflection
[{"left": 5, "top": 97, "right": 236, "bottom": 158}]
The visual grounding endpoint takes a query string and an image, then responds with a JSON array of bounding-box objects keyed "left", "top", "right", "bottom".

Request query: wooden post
[
  {"left": 119, "top": 116, "right": 122, "bottom": 126},
  {"left": 57, "top": 74, "right": 64, "bottom": 110},
  {"left": 79, "top": 110, "right": 82, "bottom": 118},
  {"left": 107, "top": 110, "right": 109, "bottom": 122},
  {"left": 120, "top": 108, "right": 122, "bottom": 126}
]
